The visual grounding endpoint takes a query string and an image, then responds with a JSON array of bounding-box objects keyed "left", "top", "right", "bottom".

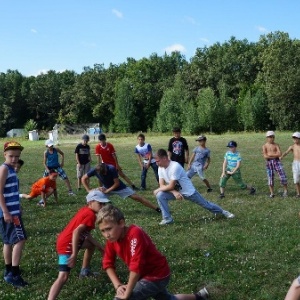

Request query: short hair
[
  {"left": 137, "top": 133, "right": 145, "bottom": 139},
  {"left": 98, "top": 163, "right": 107, "bottom": 175},
  {"left": 17, "top": 159, "right": 24, "bottom": 166},
  {"left": 172, "top": 127, "right": 181, "bottom": 133},
  {"left": 156, "top": 149, "right": 168, "bottom": 158},
  {"left": 96, "top": 204, "right": 124, "bottom": 225},
  {"left": 98, "top": 133, "right": 106, "bottom": 141}
]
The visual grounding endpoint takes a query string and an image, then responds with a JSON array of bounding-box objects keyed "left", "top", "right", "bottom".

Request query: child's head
[
  {"left": 3, "top": 141, "right": 24, "bottom": 167},
  {"left": 15, "top": 159, "right": 24, "bottom": 173},
  {"left": 86, "top": 190, "right": 110, "bottom": 213},
  {"left": 292, "top": 132, "right": 300, "bottom": 144},
  {"left": 48, "top": 169, "right": 58, "bottom": 181},
  {"left": 227, "top": 141, "right": 237, "bottom": 152},
  {"left": 172, "top": 127, "right": 181, "bottom": 138},
  {"left": 196, "top": 135, "right": 207, "bottom": 145},
  {"left": 137, "top": 133, "right": 145, "bottom": 146},
  {"left": 82, "top": 134, "right": 90, "bottom": 144},
  {"left": 45, "top": 139, "right": 54, "bottom": 148},
  {"left": 98, "top": 133, "right": 107, "bottom": 145},
  {"left": 97, "top": 204, "right": 125, "bottom": 242},
  {"left": 266, "top": 131, "right": 275, "bottom": 143},
  {"left": 95, "top": 163, "right": 107, "bottom": 175}
]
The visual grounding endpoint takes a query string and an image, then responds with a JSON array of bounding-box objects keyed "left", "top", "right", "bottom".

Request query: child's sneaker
[
  {"left": 196, "top": 287, "right": 209, "bottom": 299},
  {"left": 37, "top": 199, "right": 45, "bottom": 207},
  {"left": 282, "top": 191, "right": 288, "bottom": 198},
  {"left": 269, "top": 194, "right": 275, "bottom": 198},
  {"left": 79, "top": 268, "right": 99, "bottom": 278},
  {"left": 207, "top": 188, "right": 213, "bottom": 193},
  {"left": 223, "top": 210, "right": 235, "bottom": 219},
  {"left": 219, "top": 193, "right": 225, "bottom": 199},
  {"left": 68, "top": 191, "right": 76, "bottom": 196},
  {"left": 159, "top": 217, "right": 174, "bottom": 225},
  {"left": 5, "top": 273, "right": 28, "bottom": 288},
  {"left": 249, "top": 187, "right": 256, "bottom": 195}
]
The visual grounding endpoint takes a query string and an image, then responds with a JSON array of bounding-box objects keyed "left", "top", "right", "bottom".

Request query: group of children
[{"left": 1, "top": 129, "right": 300, "bottom": 299}]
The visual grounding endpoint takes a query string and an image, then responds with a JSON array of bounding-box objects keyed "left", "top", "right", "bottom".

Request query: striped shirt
[{"left": 0, "top": 163, "right": 20, "bottom": 217}]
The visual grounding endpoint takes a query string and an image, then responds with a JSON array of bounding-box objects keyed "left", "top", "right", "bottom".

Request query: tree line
[{"left": 1, "top": 31, "right": 300, "bottom": 137}]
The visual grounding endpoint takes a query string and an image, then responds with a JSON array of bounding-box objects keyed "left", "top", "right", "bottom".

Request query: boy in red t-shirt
[
  {"left": 47, "top": 190, "right": 108, "bottom": 300},
  {"left": 20, "top": 170, "right": 58, "bottom": 207},
  {"left": 95, "top": 134, "right": 138, "bottom": 190},
  {"left": 97, "top": 204, "right": 209, "bottom": 300}
]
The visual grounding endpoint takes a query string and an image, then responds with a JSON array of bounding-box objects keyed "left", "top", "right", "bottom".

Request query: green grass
[{"left": 1, "top": 132, "right": 299, "bottom": 299}]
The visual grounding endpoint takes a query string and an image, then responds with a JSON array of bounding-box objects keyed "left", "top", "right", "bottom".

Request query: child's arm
[
  {"left": 136, "top": 153, "right": 143, "bottom": 170},
  {"left": 184, "top": 148, "right": 189, "bottom": 165},
  {"left": 187, "top": 153, "right": 195, "bottom": 170},
  {"left": 106, "top": 267, "right": 124, "bottom": 292},
  {"left": 281, "top": 145, "right": 293, "bottom": 160},
  {"left": 221, "top": 159, "right": 227, "bottom": 176},
  {"left": 56, "top": 148, "right": 65, "bottom": 168},
  {"left": 227, "top": 161, "right": 241, "bottom": 175},
  {"left": 43, "top": 151, "right": 49, "bottom": 172},
  {"left": 81, "top": 174, "right": 91, "bottom": 192},
  {"left": 116, "top": 271, "right": 140, "bottom": 299},
  {"left": 53, "top": 189, "right": 58, "bottom": 203},
  {"left": 0, "top": 166, "right": 12, "bottom": 223},
  {"left": 101, "top": 178, "right": 120, "bottom": 194},
  {"left": 86, "top": 234, "right": 104, "bottom": 253},
  {"left": 112, "top": 153, "right": 121, "bottom": 171},
  {"left": 68, "top": 224, "right": 87, "bottom": 268},
  {"left": 204, "top": 156, "right": 211, "bottom": 170}
]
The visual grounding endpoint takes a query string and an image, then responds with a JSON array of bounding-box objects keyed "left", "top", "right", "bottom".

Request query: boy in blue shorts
[
  {"left": 47, "top": 190, "right": 107, "bottom": 300},
  {"left": 187, "top": 135, "right": 213, "bottom": 193},
  {"left": 44, "top": 139, "right": 75, "bottom": 196},
  {"left": 219, "top": 141, "right": 256, "bottom": 199},
  {"left": 0, "top": 141, "right": 28, "bottom": 287}
]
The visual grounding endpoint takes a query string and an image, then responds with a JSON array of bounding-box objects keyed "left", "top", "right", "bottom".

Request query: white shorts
[
  {"left": 292, "top": 161, "right": 300, "bottom": 184},
  {"left": 186, "top": 164, "right": 206, "bottom": 180}
]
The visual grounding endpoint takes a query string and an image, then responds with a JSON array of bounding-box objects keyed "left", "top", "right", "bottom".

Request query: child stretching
[
  {"left": 281, "top": 132, "right": 300, "bottom": 197},
  {"left": 187, "top": 135, "right": 213, "bottom": 193},
  {"left": 20, "top": 170, "right": 58, "bottom": 207},
  {"left": 97, "top": 204, "right": 209, "bottom": 300},
  {"left": 47, "top": 190, "right": 108, "bottom": 300}
]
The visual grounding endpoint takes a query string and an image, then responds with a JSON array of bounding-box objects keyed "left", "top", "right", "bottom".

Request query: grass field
[{"left": 0, "top": 132, "right": 299, "bottom": 300}]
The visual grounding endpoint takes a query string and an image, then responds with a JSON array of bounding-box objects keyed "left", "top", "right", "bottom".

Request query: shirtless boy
[
  {"left": 262, "top": 131, "right": 288, "bottom": 197},
  {"left": 281, "top": 132, "right": 300, "bottom": 197}
]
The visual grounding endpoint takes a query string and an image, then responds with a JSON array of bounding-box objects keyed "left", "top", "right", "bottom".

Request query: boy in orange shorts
[{"left": 20, "top": 170, "right": 58, "bottom": 207}]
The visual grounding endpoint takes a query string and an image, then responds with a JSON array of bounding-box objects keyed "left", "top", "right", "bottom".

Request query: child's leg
[
  {"left": 81, "top": 239, "right": 95, "bottom": 269},
  {"left": 3, "top": 243, "right": 13, "bottom": 267},
  {"left": 12, "top": 240, "right": 25, "bottom": 267},
  {"left": 274, "top": 160, "right": 288, "bottom": 193},
  {"left": 118, "top": 169, "right": 135, "bottom": 187},
  {"left": 266, "top": 161, "right": 275, "bottom": 195},
  {"left": 219, "top": 174, "right": 230, "bottom": 195},
  {"left": 48, "top": 271, "right": 69, "bottom": 300},
  {"left": 285, "top": 277, "right": 300, "bottom": 300}
]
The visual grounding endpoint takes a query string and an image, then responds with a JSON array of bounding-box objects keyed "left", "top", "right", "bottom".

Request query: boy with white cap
[
  {"left": 281, "top": 132, "right": 300, "bottom": 197},
  {"left": 262, "top": 131, "right": 288, "bottom": 197},
  {"left": 47, "top": 190, "right": 108, "bottom": 300}
]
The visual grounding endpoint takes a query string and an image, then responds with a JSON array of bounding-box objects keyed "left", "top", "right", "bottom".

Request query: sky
[{"left": 0, "top": 0, "right": 299, "bottom": 76}]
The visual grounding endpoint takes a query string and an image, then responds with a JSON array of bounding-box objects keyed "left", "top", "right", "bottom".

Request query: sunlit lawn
[{"left": 0, "top": 132, "right": 299, "bottom": 299}]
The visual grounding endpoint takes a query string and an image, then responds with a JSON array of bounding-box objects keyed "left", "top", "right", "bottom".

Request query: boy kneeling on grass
[
  {"left": 97, "top": 204, "right": 209, "bottom": 300},
  {"left": 47, "top": 190, "right": 108, "bottom": 300},
  {"left": 20, "top": 169, "right": 58, "bottom": 207}
]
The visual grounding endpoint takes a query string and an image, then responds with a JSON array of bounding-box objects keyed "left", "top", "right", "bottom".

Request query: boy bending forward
[{"left": 97, "top": 204, "right": 209, "bottom": 300}]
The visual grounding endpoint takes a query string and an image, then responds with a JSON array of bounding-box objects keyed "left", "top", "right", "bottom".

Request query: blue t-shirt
[
  {"left": 45, "top": 148, "right": 60, "bottom": 168},
  {"left": 0, "top": 164, "right": 20, "bottom": 217},
  {"left": 86, "top": 164, "right": 127, "bottom": 191},
  {"left": 224, "top": 151, "right": 242, "bottom": 171},
  {"left": 191, "top": 147, "right": 210, "bottom": 167}
]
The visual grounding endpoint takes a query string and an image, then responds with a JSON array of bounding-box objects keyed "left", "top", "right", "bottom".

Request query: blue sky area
[{"left": 0, "top": 0, "right": 299, "bottom": 76}]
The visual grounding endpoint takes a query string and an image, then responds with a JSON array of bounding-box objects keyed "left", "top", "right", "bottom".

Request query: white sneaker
[
  {"left": 196, "top": 287, "right": 209, "bottom": 299},
  {"left": 223, "top": 210, "right": 235, "bottom": 219},
  {"left": 68, "top": 191, "right": 76, "bottom": 196},
  {"left": 159, "top": 218, "right": 174, "bottom": 225}
]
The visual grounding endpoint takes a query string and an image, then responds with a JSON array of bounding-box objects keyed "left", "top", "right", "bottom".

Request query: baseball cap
[
  {"left": 82, "top": 134, "right": 90, "bottom": 141},
  {"left": 4, "top": 141, "right": 24, "bottom": 152},
  {"left": 292, "top": 132, "right": 300, "bottom": 139},
  {"left": 196, "top": 135, "right": 207, "bottom": 141},
  {"left": 86, "top": 190, "right": 110, "bottom": 203},
  {"left": 227, "top": 141, "right": 237, "bottom": 148},
  {"left": 45, "top": 139, "right": 54, "bottom": 147},
  {"left": 98, "top": 133, "right": 106, "bottom": 141},
  {"left": 266, "top": 131, "right": 275, "bottom": 137}
]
